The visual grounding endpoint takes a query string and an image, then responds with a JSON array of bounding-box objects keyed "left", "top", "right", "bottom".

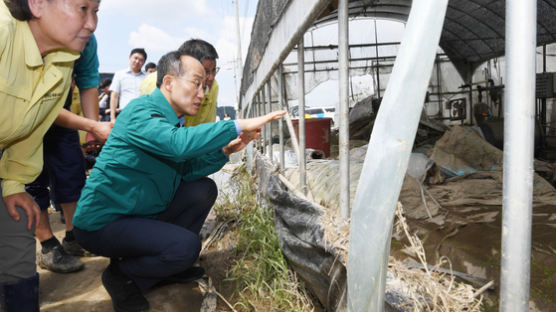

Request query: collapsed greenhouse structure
[{"left": 238, "top": 0, "right": 556, "bottom": 311}]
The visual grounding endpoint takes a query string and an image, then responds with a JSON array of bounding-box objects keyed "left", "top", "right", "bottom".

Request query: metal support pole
[
  {"left": 262, "top": 90, "right": 268, "bottom": 154},
  {"left": 543, "top": 44, "right": 547, "bottom": 73},
  {"left": 246, "top": 98, "right": 254, "bottom": 171},
  {"left": 255, "top": 94, "right": 258, "bottom": 118},
  {"left": 467, "top": 69, "right": 474, "bottom": 125},
  {"left": 278, "top": 66, "right": 286, "bottom": 169},
  {"left": 541, "top": 45, "right": 547, "bottom": 139},
  {"left": 257, "top": 93, "right": 262, "bottom": 150},
  {"left": 338, "top": 0, "right": 350, "bottom": 218},
  {"left": 374, "top": 19, "right": 381, "bottom": 99},
  {"left": 436, "top": 54, "right": 443, "bottom": 117},
  {"left": 267, "top": 80, "right": 273, "bottom": 162},
  {"left": 260, "top": 93, "right": 264, "bottom": 152},
  {"left": 500, "top": 0, "right": 536, "bottom": 311},
  {"left": 233, "top": 0, "right": 243, "bottom": 108},
  {"left": 297, "top": 38, "right": 307, "bottom": 195}
]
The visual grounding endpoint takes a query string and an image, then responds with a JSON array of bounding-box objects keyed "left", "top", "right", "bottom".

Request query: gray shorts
[{"left": 0, "top": 184, "right": 37, "bottom": 284}]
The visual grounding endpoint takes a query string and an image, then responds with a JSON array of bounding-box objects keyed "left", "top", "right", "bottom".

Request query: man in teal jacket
[{"left": 72, "top": 50, "right": 284, "bottom": 312}]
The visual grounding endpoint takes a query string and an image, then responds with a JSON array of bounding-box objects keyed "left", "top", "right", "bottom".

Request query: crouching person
[{"left": 72, "top": 51, "right": 285, "bottom": 312}]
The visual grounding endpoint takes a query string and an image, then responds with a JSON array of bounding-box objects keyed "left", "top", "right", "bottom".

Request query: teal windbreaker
[{"left": 73, "top": 88, "right": 238, "bottom": 231}]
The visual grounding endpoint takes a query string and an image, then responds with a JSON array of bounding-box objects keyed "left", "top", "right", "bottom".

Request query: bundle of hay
[{"left": 320, "top": 202, "right": 484, "bottom": 312}]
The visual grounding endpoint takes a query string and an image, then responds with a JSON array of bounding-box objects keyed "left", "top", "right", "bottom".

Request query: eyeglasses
[
  {"left": 206, "top": 67, "right": 220, "bottom": 76},
  {"left": 178, "top": 77, "right": 204, "bottom": 91}
]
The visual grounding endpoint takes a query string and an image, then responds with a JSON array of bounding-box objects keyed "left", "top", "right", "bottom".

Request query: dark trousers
[
  {"left": 74, "top": 177, "right": 217, "bottom": 291},
  {"left": 25, "top": 125, "right": 85, "bottom": 210}
]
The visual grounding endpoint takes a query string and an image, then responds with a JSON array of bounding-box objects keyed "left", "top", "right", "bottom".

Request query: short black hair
[
  {"left": 4, "top": 0, "right": 32, "bottom": 20},
  {"left": 177, "top": 39, "right": 218, "bottom": 63},
  {"left": 130, "top": 48, "right": 147, "bottom": 61},
  {"left": 99, "top": 78, "right": 112, "bottom": 89},
  {"left": 156, "top": 51, "right": 184, "bottom": 88},
  {"left": 145, "top": 62, "right": 156, "bottom": 71}
]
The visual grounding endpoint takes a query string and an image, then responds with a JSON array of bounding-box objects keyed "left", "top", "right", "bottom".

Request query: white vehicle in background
[{"left": 292, "top": 106, "right": 338, "bottom": 128}]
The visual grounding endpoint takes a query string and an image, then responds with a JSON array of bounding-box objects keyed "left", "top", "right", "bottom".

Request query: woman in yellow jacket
[{"left": 0, "top": 0, "right": 99, "bottom": 310}]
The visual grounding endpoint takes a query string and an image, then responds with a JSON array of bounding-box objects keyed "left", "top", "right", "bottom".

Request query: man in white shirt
[{"left": 109, "top": 48, "right": 147, "bottom": 120}]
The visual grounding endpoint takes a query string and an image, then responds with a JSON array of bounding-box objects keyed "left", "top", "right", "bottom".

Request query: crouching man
[{"left": 72, "top": 50, "right": 285, "bottom": 312}]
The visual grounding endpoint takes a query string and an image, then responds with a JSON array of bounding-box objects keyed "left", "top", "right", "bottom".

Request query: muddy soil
[{"left": 390, "top": 203, "right": 556, "bottom": 311}]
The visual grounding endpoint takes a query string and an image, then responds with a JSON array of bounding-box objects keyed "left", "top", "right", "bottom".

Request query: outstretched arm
[
  {"left": 80, "top": 87, "right": 100, "bottom": 121},
  {"left": 54, "top": 109, "right": 113, "bottom": 143},
  {"left": 222, "top": 110, "right": 286, "bottom": 156},
  {"left": 235, "top": 110, "right": 286, "bottom": 132}
]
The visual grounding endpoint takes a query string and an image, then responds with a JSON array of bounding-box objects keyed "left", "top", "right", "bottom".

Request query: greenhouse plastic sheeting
[
  {"left": 254, "top": 155, "right": 347, "bottom": 311},
  {"left": 254, "top": 155, "right": 410, "bottom": 312}
]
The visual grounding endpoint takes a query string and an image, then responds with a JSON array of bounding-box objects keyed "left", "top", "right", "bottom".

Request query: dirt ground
[{"left": 37, "top": 211, "right": 207, "bottom": 312}]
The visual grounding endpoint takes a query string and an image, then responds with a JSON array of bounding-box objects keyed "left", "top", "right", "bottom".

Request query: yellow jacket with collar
[{"left": 0, "top": 2, "right": 79, "bottom": 197}]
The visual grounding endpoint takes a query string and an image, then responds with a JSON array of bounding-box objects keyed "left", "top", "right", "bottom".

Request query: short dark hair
[
  {"left": 99, "top": 78, "right": 112, "bottom": 89},
  {"left": 4, "top": 0, "right": 101, "bottom": 21},
  {"left": 145, "top": 62, "right": 156, "bottom": 71},
  {"left": 4, "top": 0, "right": 32, "bottom": 20},
  {"left": 130, "top": 48, "right": 147, "bottom": 61},
  {"left": 156, "top": 51, "right": 185, "bottom": 88},
  {"left": 177, "top": 39, "right": 218, "bottom": 63}
]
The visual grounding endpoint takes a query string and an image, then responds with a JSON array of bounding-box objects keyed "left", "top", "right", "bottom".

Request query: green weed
[{"left": 217, "top": 166, "right": 314, "bottom": 311}]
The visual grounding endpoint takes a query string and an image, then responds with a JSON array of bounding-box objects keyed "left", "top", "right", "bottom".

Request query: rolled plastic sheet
[{"left": 347, "top": 0, "right": 448, "bottom": 311}]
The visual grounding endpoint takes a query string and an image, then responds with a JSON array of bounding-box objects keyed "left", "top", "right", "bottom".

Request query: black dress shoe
[
  {"left": 101, "top": 262, "right": 150, "bottom": 312},
  {"left": 155, "top": 266, "right": 206, "bottom": 288}
]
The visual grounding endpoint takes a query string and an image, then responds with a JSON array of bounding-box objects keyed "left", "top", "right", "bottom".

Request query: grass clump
[{"left": 217, "top": 166, "right": 314, "bottom": 312}]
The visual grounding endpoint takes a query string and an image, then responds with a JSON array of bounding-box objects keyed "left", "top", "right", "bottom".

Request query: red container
[{"left": 291, "top": 118, "right": 331, "bottom": 158}]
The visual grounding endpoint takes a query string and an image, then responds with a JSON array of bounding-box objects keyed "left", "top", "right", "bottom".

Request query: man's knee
[
  {"left": 200, "top": 177, "right": 218, "bottom": 205},
  {"left": 164, "top": 234, "right": 201, "bottom": 268}
]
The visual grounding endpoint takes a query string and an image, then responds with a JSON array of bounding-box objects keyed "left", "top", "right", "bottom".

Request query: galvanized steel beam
[
  {"left": 500, "top": 0, "right": 536, "bottom": 310},
  {"left": 338, "top": 0, "right": 350, "bottom": 218}
]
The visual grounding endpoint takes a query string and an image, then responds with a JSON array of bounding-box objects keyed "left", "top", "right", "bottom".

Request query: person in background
[
  {"left": 98, "top": 78, "right": 112, "bottom": 121},
  {"left": 140, "top": 39, "right": 219, "bottom": 127},
  {"left": 73, "top": 51, "right": 285, "bottom": 312},
  {"left": 0, "top": 0, "right": 99, "bottom": 310},
  {"left": 109, "top": 48, "right": 147, "bottom": 121},
  {"left": 144, "top": 62, "right": 156, "bottom": 74}
]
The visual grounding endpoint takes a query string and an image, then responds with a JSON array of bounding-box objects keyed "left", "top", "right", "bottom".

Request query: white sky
[{"left": 95, "top": 0, "right": 257, "bottom": 109}]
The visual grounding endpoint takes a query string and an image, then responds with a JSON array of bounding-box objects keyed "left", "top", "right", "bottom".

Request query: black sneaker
[
  {"left": 167, "top": 266, "right": 205, "bottom": 283},
  {"left": 62, "top": 238, "right": 95, "bottom": 257},
  {"left": 101, "top": 262, "right": 149, "bottom": 312},
  {"left": 38, "top": 244, "right": 84, "bottom": 273},
  {"left": 155, "top": 266, "right": 205, "bottom": 288}
]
